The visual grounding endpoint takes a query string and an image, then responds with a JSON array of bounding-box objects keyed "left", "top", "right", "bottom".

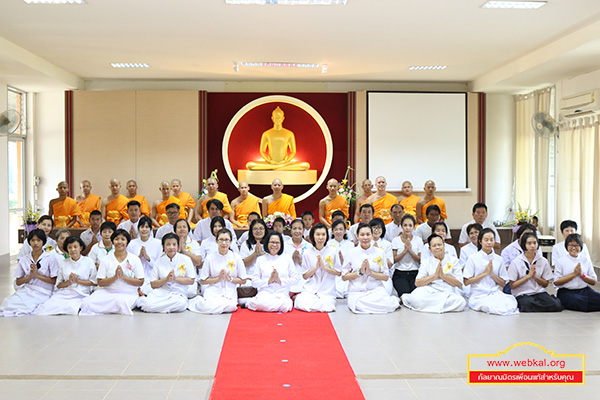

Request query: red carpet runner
[{"left": 210, "top": 309, "right": 365, "bottom": 400}]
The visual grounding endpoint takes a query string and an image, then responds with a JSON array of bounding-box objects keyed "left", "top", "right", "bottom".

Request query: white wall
[
  {"left": 485, "top": 94, "right": 515, "bottom": 224},
  {"left": 556, "top": 68, "right": 600, "bottom": 102},
  {"left": 33, "top": 92, "right": 65, "bottom": 212},
  {"left": 0, "top": 83, "right": 8, "bottom": 257}
]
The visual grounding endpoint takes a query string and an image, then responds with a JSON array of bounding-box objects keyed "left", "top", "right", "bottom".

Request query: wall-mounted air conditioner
[{"left": 559, "top": 89, "right": 600, "bottom": 119}]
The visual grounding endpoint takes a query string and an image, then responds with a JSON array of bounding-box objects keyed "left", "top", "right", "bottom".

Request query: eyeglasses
[
  {"left": 218, "top": 238, "right": 231, "bottom": 243},
  {"left": 269, "top": 241, "right": 281, "bottom": 246},
  {"left": 567, "top": 244, "right": 581, "bottom": 249},
  {"left": 253, "top": 227, "right": 265, "bottom": 231}
]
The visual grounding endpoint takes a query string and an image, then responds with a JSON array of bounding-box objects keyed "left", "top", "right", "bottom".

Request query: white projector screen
[{"left": 367, "top": 92, "right": 468, "bottom": 191}]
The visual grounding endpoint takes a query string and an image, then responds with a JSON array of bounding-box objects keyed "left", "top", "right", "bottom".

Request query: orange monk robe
[
  {"left": 129, "top": 194, "right": 151, "bottom": 217},
  {"left": 105, "top": 195, "right": 130, "bottom": 226},
  {"left": 52, "top": 197, "right": 82, "bottom": 228},
  {"left": 234, "top": 196, "right": 261, "bottom": 226},
  {"left": 370, "top": 193, "right": 398, "bottom": 225},
  {"left": 176, "top": 192, "right": 197, "bottom": 218},
  {"left": 324, "top": 195, "right": 349, "bottom": 225},
  {"left": 399, "top": 194, "right": 421, "bottom": 216},
  {"left": 267, "top": 194, "right": 296, "bottom": 219},
  {"left": 420, "top": 197, "right": 448, "bottom": 223},
  {"left": 201, "top": 191, "right": 234, "bottom": 219},
  {"left": 156, "top": 196, "right": 185, "bottom": 226},
  {"left": 77, "top": 193, "right": 101, "bottom": 227}
]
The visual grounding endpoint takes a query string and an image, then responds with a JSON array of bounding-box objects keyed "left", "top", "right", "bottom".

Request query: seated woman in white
[
  {"left": 420, "top": 222, "right": 458, "bottom": 261},
  {"left": 80, "top": 229, "right": 144, "bottom": 316},
  {"left": 173, "top": 218, "right": 202, "bottom": 298},
  {"left": 507, "top": 233, "right": 563, "bottom": 313},
  {"left": 88, "top": 221, "right": 116, "bottom": 268},
  {"left": 51, "top": 229, "right": 71, "bottom": 264},
  {"left": 391, "top": 214, "right": 423, "bottom": 297},
  {"left": 189, "top": 229, "right": 247, "bottom": 314},
  {"left": 36, "top": 237, "right": 97, "bottom": 315},
  {"left": 342, "top": 223, "right": 399, "bottom": 314},
  {"left": 16, "top": 215, "right": 56, "bottom": 261},
  {"left": 247, "top": 231, "right": 299, "bottom": 313},
  {"left": 138, "top": 233, "right": 196, "bottom": 313},
  {"left": 459, "top": 223, "right": 481, "bottom": 268},
  {"left": 463, "top": 228, "right": 518, "bottom": 316},
  {"left": 294, "top": 223, "right": 341, "bottom": 312},
  {"left": 402, "top": 234, "right": 466, "bottom": 313},
  {"left": 127, "top": 216, "right": 162, "bottom": 295},
  {"left": 0, "top": 229, "right": 58, "bottom": 317},
  {"left": 553, "top": 233, "right": 600, "bottom": 312},
  {"left": 284, "top": 219, "right": 312, "bottom": 294},
  {"left": 199, "top": 216, "right": 240, "bottom": 262},
  {"left": 240, "top": 218, "right": 268, "bottom": 278},
  {"left": 369, "top": 218, "right": 394, "bottom": 295},
  {"left": 328, "top": 219, "right": 354, "bottom": 299},
  {"left": 500, "top": 223, "right": 538, "bottom": 269}
]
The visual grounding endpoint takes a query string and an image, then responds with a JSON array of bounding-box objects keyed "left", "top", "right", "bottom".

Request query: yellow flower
[
  {"left": 443, "top": 262, "right": 453, "bottom": 274},
  {"left": 227, "top": 260, "right": 235, "bottom": 274},
  {"left": 186, "top": 245, "right": 192, "bottom": 253},
  {"left": 324, "top": 255, "right": 333, "bottom": 268},
  {"left": 178, "top": 264, "right": 186, "bottom": 277},
  {"left": 374, "top": 256, "right": 383, "bottom": 268}
]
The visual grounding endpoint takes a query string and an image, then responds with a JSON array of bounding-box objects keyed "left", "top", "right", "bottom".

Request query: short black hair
[
  {"left": 210, "top": 216, "right": 226, "bottom": 235},
  {"left": 63, "top": 236, "right": 85, "bottom": 252},
  {"left": 331, "top": 210, "right": 346, "bottom": 220},
  {"left": 391, "top": 203, "right": 404, "bottom": 212},
  {"left": 138, "top": 215, "right": 153, "bottom": 229},
  {"left": 100, "top": 221, "right": 117, "bottom": 233},
  {"left": 273, "top": 217, "right": 286, "bottom": 227},
  {"left": 162, "top": 232, "right": 180, "bottom": 248},
  {"left": 27, "top": 228, "right": 47, "bottom": 245},
  {"left": 356, "top": 222, "right": 372, "bottom": 236},
  {"left": 247, "top": 218, "right": 268, "bottom": 250},
  {"left": 90, "top": 210, "right": 102, "bottom": 218},
  {"left": 467, "top": 223, "right": 483, "bottom": 235},
  {"left": 427, "top": 233, "right": 444, "bottom": 246},
  {"left": 308, "top": 223, "right": 329, "bottom": 247},
  {"left": 207, "top": 199, "right": 224, "bottom": 211},
  {"left": 359, "top": 203, "right": 375, "bottom": 213},
  {"left": 301, "top": 211, "right": 314, "bottom": 219},
  {"left": 127, "top": 200, "right": 141, "bottom": 209},
  {"left": 476, "top": 228, "right": 495, "bottom": 251},
  {"left": 400, "top": 214, "right": 416, "bottom": 226},
  {"left": 516, "top": 223, "right": 536, "bottom": 239},
  {"left": 111, "top": 229, "right": 131, "bottom": 244},
  {"left": 560, "top": 220, "right": 577, "bottom": 232},
  {"left": 425, "top": 204, "right": 441, "bottom": 216},
  {"left": 472, "top": 202, "right": 488, "bottom": 213},
  {"left": 432, "top": 221, "right": 448, "bottom": 234},
  {"left": 519, "top": 232, "right": 538, "bottom": 252},
  {"left": 174, "top": 218, "right": 190, "bottom": 233},
  {"left": 248, "top": 211, "right": 261, "bottom": 219},
  {"left": 37, "top": 215, "right": 53, "bottom": 226},
  {"left": 369, "top": 217, "right": 386, "bottom": 238},
  {"left": 166, "top": 202, "right": 181, "bottom": 211},
  {"left": 564, "top": 233, "right": 583, "bottom": 250},
  {"left": 330, "top": 219, "right": 348, "bottom": 240},
  {"left": 263, "top": 231, "right": 284, "bottom": 255}
]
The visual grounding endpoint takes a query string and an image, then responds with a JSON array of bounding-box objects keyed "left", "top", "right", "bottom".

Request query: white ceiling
[{"left": 1, "top": 0, "right": 600, "bottom": 93}]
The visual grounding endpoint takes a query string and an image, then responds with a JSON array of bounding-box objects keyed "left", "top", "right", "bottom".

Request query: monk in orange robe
[
  {"left": 75, "top": 180, "right": 101, "bottom": 227},
  {"left": 318, "top": 178, "right": 349, "bottom": 227},
  {"left": 101, "top": 179, "right": 129, "bottom": 226},
  {"left": 152, "top": 181, "right": 185, "bottom": 226},
  {"left": 231, "top": 181, "right": 261, "bottom": 228},
  {"left": 353, "top": 178, "right": 373, "bottom": 223},
  {"left": 171, "top": 179, "right": 196, "bottom": 223},
  {"left": 363, "top": 176, "right": 397, "bottom": 225},
  {"left": 396, "top": 181, "right": 421, "bottom": 216},
  {"left": 49, "top": 181, "right": 83, "bottom": 228},
  {"left": 194, "top": 177, "right": 234, "bottom": 223},
  {"left": 125, "top": 180, "right": 151, "bottom": 216},
  {"left": 262, "top": 178, "right": 296, "bottom": 219},
  {"left": 416, "top": 180, "right": 448, "bottom": 224}
]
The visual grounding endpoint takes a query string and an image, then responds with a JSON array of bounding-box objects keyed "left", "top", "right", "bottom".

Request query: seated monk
[
  {"left": 194, "top": 177, "right": 234, "bottom": 223},
  {"left": 262, "top": 178, "right": 296, "bottom": 219},
  {"left": 318, "top": 178, "right": 349, "bottom": 228},
  {"left": 353, "top": 178, "right": 373, "bottom": 223},
  {"left": 246, "top": 106, "right": 310, "bottom": 171},
  {"left": 416, "top": 180, "right": 448, "bottom": 224},
  {"left": 230, "top": 181, "right": 261, "bottom": 228},
  {"left": 125, "top": 179, "right": 151, "bottom": 216},
  {"left": 152, "top": 181, "right": 185, "bottom": 227},
  {"left": 396, "top": 181, "right": 421, "bottom": 217},
  {"left": 49, "top": 181, "right": 83, "bottom": 228},
  {"left": 75, "top": 180, "right": 101, "bottom": 227},
  {"left": 363, "top": 176, "right": 398, "bottom": 225},
  {"left": 101, "top": 179, "right": 129, "bottom": 226},
  {"left": 171, "top": 178, "right": 196, "bottom": 223}
]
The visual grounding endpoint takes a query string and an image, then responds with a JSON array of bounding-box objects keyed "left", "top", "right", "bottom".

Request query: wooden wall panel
[{"left": 72, "top": 91, "right": 136, "bottom": 197}]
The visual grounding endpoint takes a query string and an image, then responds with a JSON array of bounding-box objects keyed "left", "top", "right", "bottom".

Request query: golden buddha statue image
[{"left": 246, "top": 107, "right": 310, "bottom": 171}]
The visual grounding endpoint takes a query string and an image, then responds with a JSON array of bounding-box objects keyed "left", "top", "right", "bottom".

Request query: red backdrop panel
[{"left": 207, "top": 93, "right": 349, "bottom": 217}]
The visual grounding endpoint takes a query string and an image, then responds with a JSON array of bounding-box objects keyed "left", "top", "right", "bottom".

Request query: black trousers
[
  {"left": 516, "top": 292, "right": 564, "bottom": 312},
  {"left": 557, "top": 287, "right": 600, "bottom": 312},
  {"left": 392, "top": 270, "right": 418, "bottom": 297}
]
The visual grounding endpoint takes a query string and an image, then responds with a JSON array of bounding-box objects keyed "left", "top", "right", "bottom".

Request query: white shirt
[
  {"left": 14, "top": 251, "right": 58, "bottom": 294},
  {"left": 155, "top": 222, "right": 174, "bottom": 240},
  {"left": 97, "top": 252, "right": 144, "bottom": 294},
  {"left": 56, "top": 256, "right": 97, "bottom": 296},
  {"left": 17, "top": 237, "right": 57, "bottom": 261},
  {"left": 80, "top": 228, "right": 101, "bottom": 247},
  {"left": 501, "top": 239, "right": 542, "bottom": 268},
  {"left": 391, "top": 235, "right": 423, "bottom": 272},
  {"left": 199, "top": 251, "right": 247, "bottom": 298},
  {"left": 459, "top": 242, "right": 478, "bottom": 268},
  {"left": 553, "top": 254, "right": 597, "bottom": 290},
  {"left": 237, "top": 230, "right": 250, "bottom": 247},
  {"left": 251, "top": 253, "right": 299, "bottom": 294},
  {"left": 384, "top": 221, "right": 402, "bottom": 242},
  {"left": 421, "top": 243, "right": 458, "bottom": 262},
  {"left": 414, "top": 222, "right": 452, "bottom": 243},
  {"left": 458, "top": 219, "right": 500, "bottom": 244},
  {"left": 118, "top": 219, "right": 153, "bottom": 239},
  {"left": 507, "top": 253, "right": 553, "bottom": 297},
  {"left": 372, "top": 238, "right": 393, "bottom": 267},
  {"left": 239, "top": 241, "right": 265, "bottom": 277},
  {"left": 342, "top": 245, "right": 389, "bottom": 292},
  {"left": 283, "top": 238, "right": 313, "bottom": 264},
  {"left": 127, "top": 237, "right": 163, "bottom": 275},
  {"left": 151, "top": 252, "right": 196, "bottom": 296},
  {"left": 192, "top": 217, "right": 237, "bottom": 243},
  {"left": 416, "top": 254, "right": 462, "bottom": 293},
  {"left": 463, "top": 250, "right": 507, "bottom": 296},
  {"left": 301, "top": 246, "right": 341, "bottom": 298},
  {"left": 88, "top": 241, "right": 114, "bottom": 267},
  {"left": 552, "top": 241, "right": 591, "bottom": 266},
  {"left": 327, "top": 238, "right": 354, "bottom": 264},
  {"left": 199, "top": 236, "right": 240, "bottom": 261}
]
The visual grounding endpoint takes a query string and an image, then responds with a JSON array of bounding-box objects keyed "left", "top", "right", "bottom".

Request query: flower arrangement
[
  {"left": 264, "top": 212, "right": 294, "bottom": 230},
  {"left": 500, "top": 203, "right": 538, "bottom": 232},
  {"left": 198, "top": 169, "right": 219, "bottom": 198},
  {"left": 338, "top": 166, "right": 358, "bottom": 205},
  {"left": 22, "top": 202, "right": 40, "bottom": 233}
]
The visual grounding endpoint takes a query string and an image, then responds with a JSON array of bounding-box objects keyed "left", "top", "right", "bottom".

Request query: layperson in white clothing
[
  {"left": 413, "top": 205, "right": 452, "bottom": 244},
  {"left": 240, "top": 218, "right": 268, "bottom": 278},
  {"left": 188, "top": 229, "right": 247, "bottom": 314},
  {"left": 199, "top": 216, "right": 240, "bottom": 262},
  {"left": 552, "top": 220, "right": 592, "bottom": 267},
  {"left": 401, "top": 234, "right": 466, "bottom": 313},
  {"left": 88, "top": 221, "right": 116, "bottom": 268},
  {"left": 348, "top": 204, "right": 374, "bottom": 243},
  {"left": 384, "top": 204, "right": 405, "bottom": 242},
  {"left": 247, "top": 231, "right": 299, "bottom": 313},
  {"left": 138, "top": 233, "right": 196, "bottom": 313},
  {"left": 463, "top": 229, "right": 518, "bottom": 316},
  {"left": 155, "top": 203, "right": 181, "bottom": 240},
  {"left": 51, "top": 229, "right": 71, "bottom": 264},
  {"left": 294, "top": 223, "right": 341, "bottom": 312},
  {"left": 117, "top": 200, "right": 146, "bottom": 239},
  {"left": 301, "top": 211, "right": 314, "bottom": 240},
  {"left": 80, "top": 229, "right": 145, "bottom": 316},
  {"left": 342, "top": 224, "right": 399, "bottom": 314},
  {"left": 284, "top": 219, "right": 312, "bottom": 293},
  {"left": 421, "top": 222, "right": 457, "bottom": 261},
  {"left": 35, "top": 237, "right": 97, "bottom": 315},
  {"left": 458, "top": 203, "right": 500, "bottom": 248},
  {"left": 328, "top": 219, "right": 354, "bottom": 298},
  {"left": 272, "top": 217, "right": 292, "bottom": 246},
  {"left": 369, "top": 218, "right": 394, "bottom": 295},
  {"left": 0, "top": 229, "right": 58, "bottom": 317},
  {"left": 127, "top": 216, "right": 162, "bottom": 295},
  {"left": 81, "top": 210, "right": 102, "bottom": 256},
  {"left": 236, "top": 212, "right": 261, "bottom": 247},
  {"left": 500, "top": 223, "right": 540, "bottom": 270},
  {"left": 17, "top": 215, "right": 56, "bottom": 261},
  {"left": 507, "top": 233, "right": 563, "bottom": 313},
  {"left": 459, "top": 223, "right": 481, "bottom": 268},
  {"left": 553, "top": 233, "right": 600, "bottom": 312},
  {"left": 173, "top": 218, "right": 202, "bottom": 298},
  {"left": 192, "top": 199, "right": 237, "bottom": 243},
  {"left": 391, "top": 214, "right": 423, "bottom": 297}
]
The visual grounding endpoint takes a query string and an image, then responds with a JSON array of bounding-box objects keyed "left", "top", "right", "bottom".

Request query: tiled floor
[{"left": 1, "top": 260, "right": 599, "bottom": 399}]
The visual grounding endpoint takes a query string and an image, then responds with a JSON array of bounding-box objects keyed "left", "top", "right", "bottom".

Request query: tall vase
[{"left": 24, "top": 222, "right": 37, "bottom": 233}]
